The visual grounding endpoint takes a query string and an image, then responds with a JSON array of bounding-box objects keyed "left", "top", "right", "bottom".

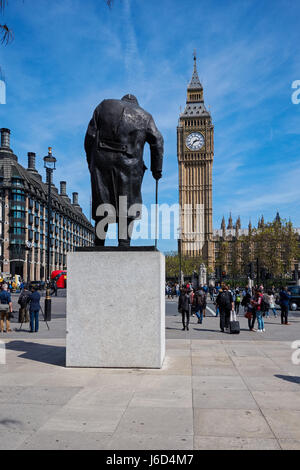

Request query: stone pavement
[{"left": 1, "top": 335, "right": 300, "bottom": 450}]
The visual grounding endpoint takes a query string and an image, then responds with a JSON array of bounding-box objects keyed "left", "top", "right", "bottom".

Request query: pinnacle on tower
[
  {"left": 235, "top": 216, "right": 241, "bottom": 230},
  {"left": 275, "top": 211, "right": 281, "bottom": 223},
  {"left": 187, "top": 51, "right": 203, "bottom": 91},
  {"left": 221, "top": 216, "right": 226, "bottom": 230},
  {"left": 227, "top": 213, "right": 233, "bottom": 230}
]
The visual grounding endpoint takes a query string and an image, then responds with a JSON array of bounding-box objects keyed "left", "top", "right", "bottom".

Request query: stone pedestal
[{"left": 66, "top": 249, "right": 165, "bottom": 368}]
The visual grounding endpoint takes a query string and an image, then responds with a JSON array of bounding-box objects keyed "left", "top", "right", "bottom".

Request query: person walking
[
  {"left": 28, "top": 286, "right": 41, "bottom": 333},
  {"left": 50, "top": 280, "right": 58, "bottom": 297},
  {"left": 209, "top": 285, "right": 214, "bottom": 302},
  {"left": 18, "top": 286, "right": 30, "bottom": 324},
  {"left": 0, "top": 284, "right": 13, "bottom": 333},
  {"left": 269, "top": 291, "right": 277, "bottom": 317},
  {"left": 252, "top": 288, "right": 265, "bottom": 332},
  {"left": 279, "top": 286, "right": 291, "bottom": 325},
  {"left": 235, "top": 289, "right": 241, "bottom": 315},
  {"left": 178, "top": 287, "right": 190, "bottom": 331},
  {"left": 193, "top": 288, "right": 206, "bottom": 324},
  {"left": 262, "top": 291, "right": 271, "bottom": 318},
  {"left": 215, "top": 284, "right": 234, "bottom": 333}
]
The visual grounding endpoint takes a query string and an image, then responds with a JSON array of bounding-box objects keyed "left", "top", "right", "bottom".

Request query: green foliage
[{"left": 165, "top": 251, "right": 203, "bottom": 278}]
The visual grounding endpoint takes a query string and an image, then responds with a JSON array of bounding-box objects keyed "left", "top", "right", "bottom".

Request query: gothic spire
[
  {"left": 187, "top": 51, "right": 203, "bottom": 91},
  {"left": 227, "top": 213, "right": 233, "bottom": 230}
]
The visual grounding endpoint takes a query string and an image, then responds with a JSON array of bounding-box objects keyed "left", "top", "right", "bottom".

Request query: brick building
[{"left": 0, "top": 128, "right": 94, "bottom": 281}]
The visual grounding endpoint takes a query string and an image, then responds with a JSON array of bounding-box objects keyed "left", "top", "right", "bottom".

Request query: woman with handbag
[{"left": 0, "top": 283, "right": 13, "bottom": 333}]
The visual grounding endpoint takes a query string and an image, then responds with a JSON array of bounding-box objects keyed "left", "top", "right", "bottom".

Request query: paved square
[{"left": 0, "top": 295, "right": 299, "bottom": 450}]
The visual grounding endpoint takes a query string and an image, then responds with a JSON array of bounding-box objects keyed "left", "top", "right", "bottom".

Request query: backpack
[
  {"left": 260, "top": 295, "right": 270, "bottom": 312},
  {"left": 218, "top": 291, "right": 232, "bottom": 310},
  {"left": 18, "top": 292, "right": 29, "bottom": 308},
  {"left": 194, "top": 292, "right": 206, "bottom": 307}
]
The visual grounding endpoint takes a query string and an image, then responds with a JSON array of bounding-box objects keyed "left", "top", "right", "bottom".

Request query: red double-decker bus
[{"left": 51, "top": 270, "right": 67, "bottom": 288}]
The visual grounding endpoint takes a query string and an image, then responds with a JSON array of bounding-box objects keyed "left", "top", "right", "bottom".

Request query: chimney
[
  {"left": 60, "top": 181, "right": 67, "bottom": 196},
  {"left": 0, "top": 128, "right": 10, "bottom": 149},
  {"left": 27, "top": 152, "right": 36, "bottom": 171},
  {"left": 72, "top": 192, "right": 79, "bottom": 205}
]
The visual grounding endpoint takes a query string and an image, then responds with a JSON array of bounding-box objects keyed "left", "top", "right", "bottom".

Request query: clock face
[{"left": 185, "top": 132, "right": 205, "bottom": 151}]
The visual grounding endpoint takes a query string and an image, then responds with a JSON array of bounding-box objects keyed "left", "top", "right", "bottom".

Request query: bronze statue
[{"left": 84, "top": 94, "right": 164, "bottom": 246}]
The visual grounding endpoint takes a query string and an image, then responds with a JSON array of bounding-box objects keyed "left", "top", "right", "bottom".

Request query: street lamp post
[{"left": 44, "top": 147, "right": 56, "bottom": 322}]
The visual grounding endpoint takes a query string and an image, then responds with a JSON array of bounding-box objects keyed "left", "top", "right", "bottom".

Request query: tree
[{"left": 165, "top": 252, "right": 203, "bottom": 279}]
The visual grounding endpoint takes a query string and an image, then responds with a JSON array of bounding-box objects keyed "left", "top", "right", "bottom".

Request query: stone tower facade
[{"left": 177, "top": 55, "right": 214, "bottom": 267}]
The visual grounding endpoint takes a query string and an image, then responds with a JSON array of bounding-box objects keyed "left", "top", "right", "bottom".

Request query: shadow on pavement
[
  {"left": 274, "top": 374, "right": 300, "bottom": 385},
  {"left": 5, "top": 341, "right": 66, "bottom": 367}
]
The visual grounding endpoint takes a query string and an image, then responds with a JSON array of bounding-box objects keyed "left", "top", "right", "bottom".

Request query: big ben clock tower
[{"left": 177, "top": 54, "right": 214, "bottom": 268}]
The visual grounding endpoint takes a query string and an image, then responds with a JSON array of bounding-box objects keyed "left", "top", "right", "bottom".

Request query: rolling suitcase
[{"left": 229, "top": 310, "right": 240, "bottom": 334}]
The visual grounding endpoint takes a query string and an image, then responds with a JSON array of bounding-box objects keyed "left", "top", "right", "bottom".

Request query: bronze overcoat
[{"left": 84, "top": 96, "right": 164, "bottom": 221}]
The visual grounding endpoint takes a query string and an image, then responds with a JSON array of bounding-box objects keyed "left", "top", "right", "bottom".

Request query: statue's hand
[{"left": 153, "top": 171, "right": 162, "bottom": 180}]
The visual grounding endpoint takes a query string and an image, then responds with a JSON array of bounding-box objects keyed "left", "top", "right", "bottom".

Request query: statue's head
[{"left": 121, "top": 94, "right": 139, "bottom": 105}]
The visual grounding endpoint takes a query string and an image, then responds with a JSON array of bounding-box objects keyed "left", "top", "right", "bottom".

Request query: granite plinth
[{"left": 66, "top": 250, "right": 165, "bottom": 368}]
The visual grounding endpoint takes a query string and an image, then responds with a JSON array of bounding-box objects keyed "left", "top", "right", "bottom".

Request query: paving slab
[
  {"left": 243, "top": 375, "right": 300, "bottom": 392},
  {"left": 0, "top": 431, "right": 31, "bottom": 450},
  {"left": 192, "top": 365, "right": 239, "bottom": 376},
  {"left": 193, "top": 409, "right": 274, "bottom": 438},
  {"left": 193, "top": 389, "right": 258, "bottom": 410},
  {"left": 18, "top": 431, "right": 113, "bottom": 450},
  {"left": 192, "top": 375, "right": 248, "bottom": 391},
  {"left": 262, "top": 410, "right": 300, "bottom": 439},
  {"left": 193, "top": 436, "right": 280, "bottom": 450},
  {"left": 106, "top": 433, "right": 193, "bottom": 450},
  {"left": 278, "top": 439, "right": 300, "bottom": 450},
  {"left": 114, "top": 407, "right": 193, "bottom": 437},
  {"left": 0, "top": 404, "right": 61, "bottom": 433},
  {"left": 130, "top": 388, "right": 193, "bottom": 408},
  {"left": 40, "top": 405, "right": 126, "bottom": 434},
  {"left": 0, "top": 386, "right": 81, "bottom": 406},
  {"left": 252, "top": 391, "right": 300, "bottom": 410}
]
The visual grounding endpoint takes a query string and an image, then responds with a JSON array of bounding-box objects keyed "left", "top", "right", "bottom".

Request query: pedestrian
[
  {"left": 18, "top": 286, "right": 30, "bottom": 324},
  {"left": 262, "top": 291, "right": 271, "bottom": 318},
  {"left": 193, "top": 288, "right": 206, "bottom": 324},
  {"left": 252, "top": 287, "right": 265, "bottom": 332},
  {"left": 175, "top": 283, "right": 180, "bottom": 297},
  {"left": 209, "top": 285, "right": 214, "bottom": 302},
  {"left": 235, "top": 289, "right": 241, "bottom": 315},
  {"left": 178, "top": 287, "right": 190, "bottom": 331},
  {"left": 28, "top": 286, "right": 41, "bottom": 333},
  {"left": 50, "top": 280, "right": 58, "bottom": 297},
  {"left": 215, "top": 284, "right": 234, "bottom": 333},
  {"left": 189, "top": 288, "right": 195, "bottom": 317},
  {"left": 279, "top": 286, "right": 291, "bottom": 325},
  {"left": 0, "top": 283, "right": 13, "bottom": 333},
  {"left": 269, "top": 290, "right": 277, "bottom": 317}
]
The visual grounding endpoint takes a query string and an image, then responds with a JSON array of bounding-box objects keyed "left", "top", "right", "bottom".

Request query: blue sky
[{"left": 0, "top": 0, "right": 300, "bottom": 251}]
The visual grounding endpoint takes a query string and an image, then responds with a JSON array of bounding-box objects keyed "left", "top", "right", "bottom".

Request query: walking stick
[{"left": 155, "top": 179, "right": 158, "bottom": 249}]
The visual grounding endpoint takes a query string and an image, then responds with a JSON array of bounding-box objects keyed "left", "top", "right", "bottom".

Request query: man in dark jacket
[
  {"left": 178, "top": 288, "right": 190, "bottom": 331},
  {"left": 28, "top": 287, "right": 41, "bottom": 333},
  {"left": 18, "top": 286, "right": 30, "bottom": 323},
  {"left": 85, "top": 94, "right": 164, "bottom": 246},
  {"left": 279, "top": 286, "right": 291, "bottom": 325},
  {"left": 194, "top": 288, "right": 206, "bottom": 324},
  {"left": 215, "top": 284, "right": 234, "bottom": 332}
]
